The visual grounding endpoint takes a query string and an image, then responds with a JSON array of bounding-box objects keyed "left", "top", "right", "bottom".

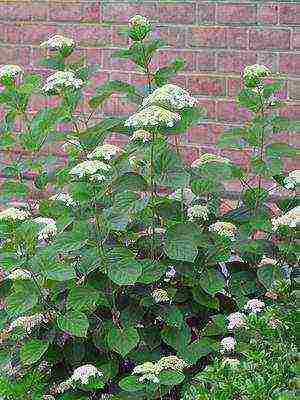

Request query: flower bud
[{"left": 129, "top": 15, "right": 152, "bottom": 41}]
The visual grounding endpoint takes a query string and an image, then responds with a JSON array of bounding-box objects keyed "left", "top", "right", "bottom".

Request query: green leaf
[
  {"left": 138, "top": 259, "right": 167, "bottom": 284},
  {"left": 202, "top": 314, "right": 227, "bottom": 336},
  {"left": 192, "top": 287, "right": 220, "bottom": 310},
  {"left": 217, "top": 128, "right": 245, "bottom": 149},
  {"left": 200, "top": 269, "right": 225, "bottom": 295},
  {"left": 154, "top": 58, "right": 186, "bottom": 86},
  {"left": 107, "top": 326, "right": 139, "bottom": 357},
  {"left": 112, "top": 173, "right": 148, "bottom": 193},
  {"left": 57, "top": 311, "right": 89, "bottom": 338},
  {"left": 7, "top": 291, "right": 39, "bottom": 317},
  {"left": 161, "top": 305, "right": 184, "bottom": 328},
  {"left": 165, "top": 107, "right": 204, "bottom": 135},
  {"left": 44, "top": 263, "right": 76, "bottom": 281},
  {"left": 107, "top": 248, "right": 142, "bottom": 285},
  {"left": 161, "top": 324, "right": 191, "bottom": 351},
  {"left": 263, "top": 82, "right": 284, "bottom": 99},
  {"left": 112, "top": 190, "right": 149, "bottom": 215},
  {"left": 266, "top": 142, "right": 299, "bottom": 158},
  {"left": 237, "top": 89, "right": 261, "bottom": 113},
  {"left": 179, "top": 338, "right": 217, "bottom": 364},
  {"left": 20, "top": 339, "right": 49, "bottom": 365},
  {"left": 89, "top": 80, "right": 140, "bottom": 109},
  {"left": 67, "top": 288, "right": 100, "bottom": 311},
  {"left": 119, "top": 376, "right": 144, "bottom": 392},
  {"left": 1, "top": 181, "right": 29, "bottom": 200},
  {"left": 257, "top": 264, "right": 284, "bottom": 289},
  {"left": 159, "top": 370, "right": 185, "bottom": 386},
  {"left": 243, "top": 187, "right": 269, "bottom": 208},
  {"left": 164, "top": 223, "right": 200, "bottom": 262}
]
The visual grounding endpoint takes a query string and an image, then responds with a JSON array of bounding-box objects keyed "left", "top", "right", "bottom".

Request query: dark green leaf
[
  {"left": 20, "top": 340, "right": 49, "bottom": 365},
  {"left": 57, "top": 311, "right": 89, "bottom": 337},
  {"left": 107, "top": 326, "right": 139, "bottom": 357}
]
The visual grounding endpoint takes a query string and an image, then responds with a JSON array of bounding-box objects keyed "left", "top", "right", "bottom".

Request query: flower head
[
  {"left": 258, "top": 255, "right": 277, "bottom": 268},
  {"left": 271, "top": 206, "right": 300, "bottom": 230},
  {"left": 87, "top": 144, "right": 123, "bottom": 161},
  {"left": 7, "top": 269, "right": 32, "bottom": 281},
  {"left": 70, "top": 364, "right": 103, "bottom": 385},
  {"left": 243, "top": 64, "right": 271, "bottom": 87},
  {"left": 49, "top": 193, "right": 76, "bottom": 207},
  {"left": 209, "top": 221, "right": 237, "bottom": 239},
  {"left": 0, "top": 207, "right": 30, "bottom": 222},
  {"left": 129, "top": 15, "right": 151, "bottom": 29},
  {"left": 288, "top": 170, "right": 300, "bottom": 185},
  {"left": 227, "top": 312, "right": 246, "bottom": 330},
  {"left": 40, "top": 35, "right": 75, "bottom": 51},
  {"left": 151, "top": 289, "right": 170, "bottom": 303},
  {"left": 42, "top": 71, "right": 83, "bottom": 94},
  {"left": 165, "top": 266, "right": 176, "bottom": 279},
  {"left": 130, "top": 129, "right": 152, "bottom": 143},
  {"left": 69, "top": 160, "right": 111, "bottom": 179},
  {"left": 187, "top": 204, "right": 209, "bottom": 221},
  {"left": 142, "top": 84, "right": 197, "bottom": 111},
  {"left": 0, "top": 65, "right": 23, "bottom": 81},
  {"left": 33, "top": 217, "right": 57, "bottom": 241},
  {"left": 221, "top": 358, "right": 240, "bottom": 368},
  {"left": 133, "top": 362, "right": 158, "bottom": 376},
  {"left": 138, "top": 373, "right": 160, "bottom": 384},
  {"left": 129, "top": 15, "right": 151, "bottom": 41},
  {"left": 8, "top": 313, "right": 50, "bottom": 333},
  {"left": 125, "top": 105, "right": 181, "bottom": 129},
  {"left": 156, "top": 356, "right": 188, "bottom": 372},
  {"left": 244, "top": 299, "right": 265, "bottom": 314},
  {"left": 191, "top": 153, "right": 230, "bottom": 168},
  {"left": 220, "top": 337, "right": 236, "bottom": 353}
]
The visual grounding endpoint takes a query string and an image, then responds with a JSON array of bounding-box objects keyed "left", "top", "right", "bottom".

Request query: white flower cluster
[
  {"left": 244, "top": 299, "right": 265, "bottom": 314},
  {"left": 151, "top": 289, "right": 170, "bottom": 303},
  {"left": 125, "top": 105, "right": 181, "bottom": 129},
  {"left": 258, "top": 255, "right": 277, "bottom": 268},
  {"left": 221, "top": 358, "right": 240, "bottom": 368},
  {"left": 227, "top": 312, "right": 246, "bottom": 330},
  {"left": 42, "top": 71, "right": 83, "bottom": 93},
  {"left": 8, "top": 313, "right": 50, "bottom": 333},
  {"left": 129, "top": 15, "right": 151, "bottom": 29},
  {"left": 57, "top": 365, "right": 103, "bottom": 393},
  {"left": 40, "top": 35, "right": 75, "bottom": 51},
  {"left": 187, "top": 204, "right": 209, "bottom": 221},
  {"left": 130, "top": 129, "right": 152, "bottom": 142},
  {"left": 49, "top": 193, "right": 76, "bottom": 207},
  {"left": 142, "top": 84, "right": 197, "bottom": 111},
  {"left": 33, "top": 217, "right": 57, "bottom": 241},
  {"left": 0, "top": 64, "right": 23, "bottom": 80},
  {"left": 284, "top": 170, "right": 300, "bottom": 190},
  {"left": 272, "top": 205, "right": 300, "bottom": 230},
  {"left": 69, "top": 160, "right": 111, "bottom": 181},
  {"left": 7, "top": 268, "right": 32, "bottom": 281},
  {"left": 87, "top": 144, "right": 123, "bottom": 161},
  {"left": 0, "top": 207, "right": 30, "bottom": 221},
  {"left": 243, "top": 64, "right": 271, "bottom": 80},
  {"left": 209, "top": 221, "right": 237, "bottom": 239},
  {"left": 191, "top": 153, "right": 230, "bottom": 168},
  {"left": 220, "top": 336, "right": 236, "bottom": 353},
  {"left": 169, "top": 188, "right": 195, "bottom": 205},
  {"left": 133, "top": 356, "right": 188, "bottom": 384}
]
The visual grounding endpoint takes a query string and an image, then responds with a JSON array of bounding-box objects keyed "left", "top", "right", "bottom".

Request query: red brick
[
  {"left": 103, "top": 3, "right": 156, "bottom": 23},
  {"left": 217, "top": 101, "right": 251, "bottom": 123},
  {"left": 198, "top": 3, "right": 215, "bottom": 24},
  {"left": 279, "top": 5, "right": 300, "bottom": 25},
  {"left": 227, "top": 28, "right": 248, "bottom": 50},
  {"left": 102, "top": 49, "right": 137, "bottom": 72},
  {"left": 157, "top": 3, "right": 196, "bottom": 24},
  {"left": 196, "top": 99, "right": 216, "bottom": 120},
  {"left": 280, "top": 104, "right": 300, "bottom": 121},
  {"left": 216, "top": 4, "right": 256, "bottom": 25},
  {"left": 8, "top": 24, "right": 58, "bottom": 45},
  {"left": 227, "top": 78, "right": 242, "bottom": 97},
  {"left": 64, "top": 25, "right": 110, "bottom": 47},
  {"left": 158, "top": 50, "right": 196, "bottom": 72},
  {"left": 189, "top": 27, "right": 227, "bottom": 48},
  {"left": 159, "top": 26, "right": 186, "bottom": 48},
  {"left": 196, "top": 51, "right": 216, "bottom": 72},
  {"left": 217, "top": 51, "right": 257, "bottom": 74},
  {"left": 82, "top": 2, "right": 102, "bottom": 22},
  {"left": 178, "top": 146, "right": 199, "bottom": 165},
  {"left": 292, "top": 33, "right": 300, "bottom": 49},
  {"left": 250, "top": 29, "right": 291, "bottom": 50},
  {"left": 221, "top": 149, "right": 251, "bottom": 167},
  {"left": 0, "top": 46, "right": 18, "bottom": 64},
  {"left": 5, "top": 1, "right": 48, "bottom": 21},
  {"left": 289, "top": 81, "right": 300, "bottom": 100},
  {"left": 279, "top": 53, "right": 300, "bottom": 76},
  {"left": 258, "top": 52, "right": 279, "bottom": 73},
  {"left": 187, "top": 123, "right": 223, "bottom": 145},
  {"left": 49, "top": 2, "right": 100, "bottom": 22},
  {"left": 187, "top": 76, "right": 226, "bottom": 97},
  {"left": 257, "top": 4, "right": 278, "bottom": 25}
]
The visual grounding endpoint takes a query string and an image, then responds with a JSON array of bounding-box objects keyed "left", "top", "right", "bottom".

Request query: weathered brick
[
  {"left": 289, "top": 81, "right": 300, "bottom": 100},
  {"left": 196, "top": 51, "right": 216, "bottom": 72},
  {"left": 220, "top": 149, "right": 251, "bottom": 167},
  {"left": 258, "top": 52, "right": 279, "bottom": 73},
  {"left": 198, "top": 2, "right": 215, "bottom": 25},
  {"left": 279, "top": 5, "right": 300, "bottom": 25},
  {"left": 187, "top": 123, "right": 223, "bottom": 145},
  {"left": 157, "top": 3, "right": 196, "bottom": 24},
  {"left": 292, "top": 32, "right": 300, "bottom": 49},
  {"left": 158, "top": 50, "right": 196, "bottom": 72},
  {"left": 187, "top": 76, "right": 226, "bottom": 97},
  {"left": 196, "top": 99, "right": 216, "bottom": 120},
  {"left": 280, "top": 104, "right": 300, "bottom": 121},
  {"left": 250, "top": 29, "right": 291, "bottom": 50},
  {"left": 63, "top": 25, "right": 110, "bottom": 47},
  {"left": 49, "top": 2, "right": 82, "bottom": 22},
  {"left": 279, "top": 53, "right": 300, "bottom": 76},
  {"left": 257, "top": 4, "right": 278, "bottom": 25},
  {"left": 217, "top": 101, "right": 251, "bottom": 123},
  {"left": 217, "top": 51, "right": 257, "bottom": 74},
  {"left": 103, "top": 3, "right": 156, "bottom": 23},
  {"left": 0, "top": 46, "right": 18, "bottom": 64},
  {"left": 4, "top": 1, "right": 48, "bottom": 21},
  {"left": 216, "top": 4, "right": 256, "bottom": 25},
  {"left": 188, "top": 27, "right": 227, "bottom": 48},
  {"left": 227, "top": 78, "right": 242, "bottom": 97},
  {"left": 227, "top": 28, "right": 249, "bottom": 50}
]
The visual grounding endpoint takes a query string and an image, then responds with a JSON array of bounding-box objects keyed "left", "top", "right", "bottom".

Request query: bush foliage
[{"left": 0, "top": 16, "right": 298, "bottom": 400}]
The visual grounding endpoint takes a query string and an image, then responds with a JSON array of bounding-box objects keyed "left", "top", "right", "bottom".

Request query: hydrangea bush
[{"left": 0, "top": 16, "right": 298, "bottom": 400}]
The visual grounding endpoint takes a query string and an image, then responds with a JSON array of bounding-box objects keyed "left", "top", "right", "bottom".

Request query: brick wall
[{"left": 0, "top": 1, "right": 299, "bottom": 172}]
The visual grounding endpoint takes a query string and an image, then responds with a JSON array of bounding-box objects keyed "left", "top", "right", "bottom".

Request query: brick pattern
[{"left": 0, "top": 1, "right": 299, "bottom": 168}]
